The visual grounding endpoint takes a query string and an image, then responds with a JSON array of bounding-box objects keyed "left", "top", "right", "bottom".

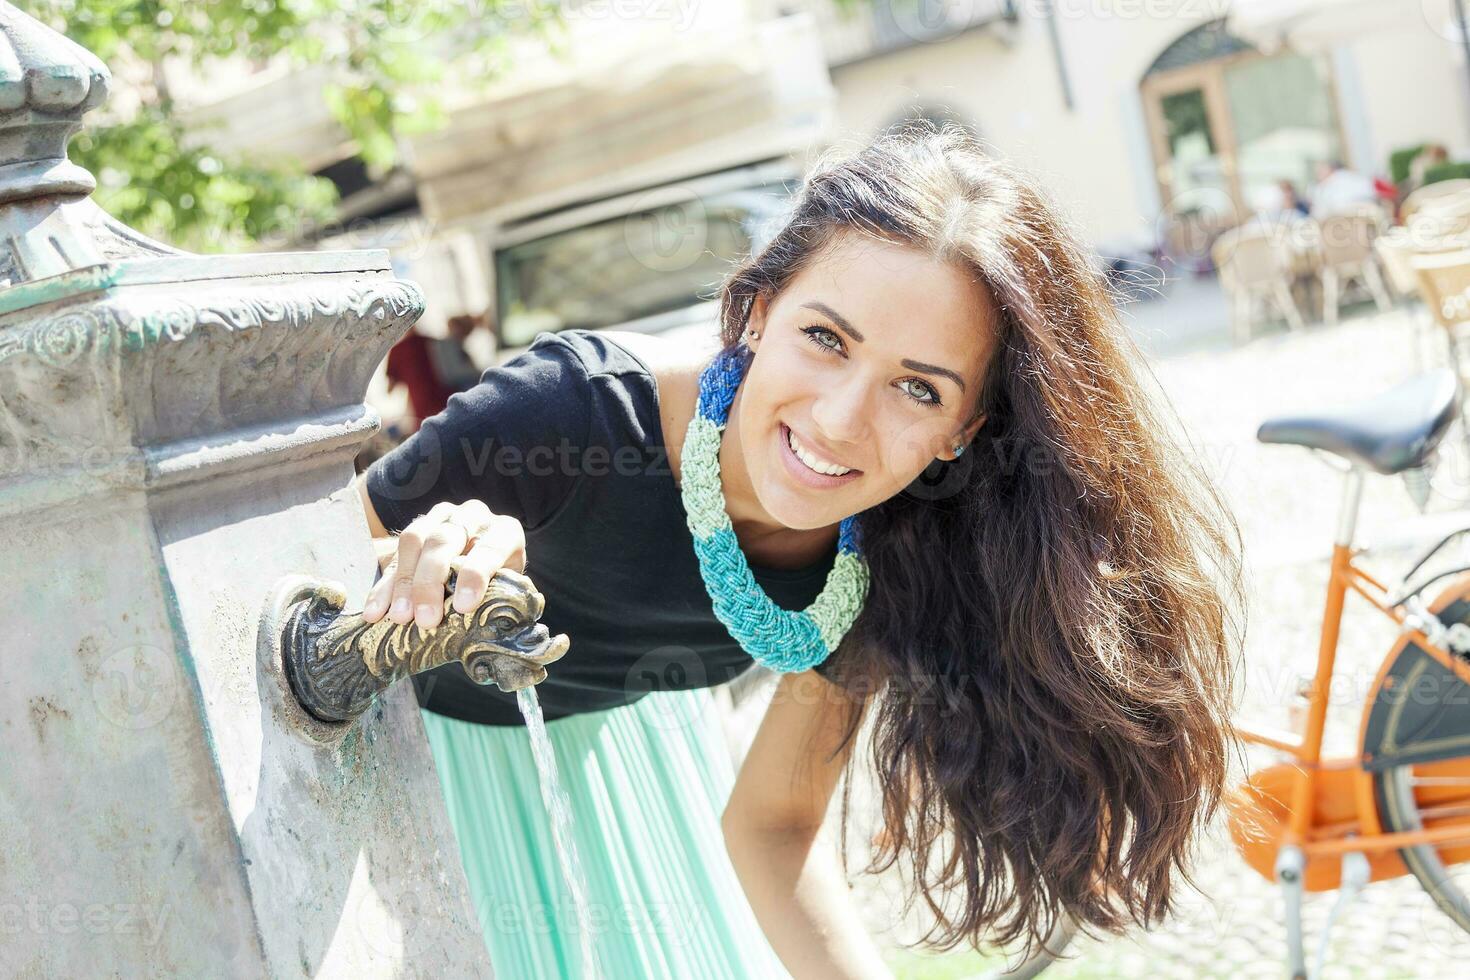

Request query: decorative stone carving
[
  {"left": 0, "top": 1, "right": 109, "bottom": 202},
  {"left": 0, "top": 3, "right": 499, "bottom": 975},
  {"left": 0, "top": 3, "right": 183, "bottom": 285}
]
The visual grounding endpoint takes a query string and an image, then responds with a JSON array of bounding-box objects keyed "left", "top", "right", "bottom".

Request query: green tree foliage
[
  {"left": 30, "top": 1, "right": 881, "bottom": 253},
  {"left": 27, "top": 0, "right": 565, "bottom": 251}
]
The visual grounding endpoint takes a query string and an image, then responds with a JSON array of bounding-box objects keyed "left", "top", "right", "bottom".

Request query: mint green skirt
[{"left": 420, "top": 685, "right": 793, "bottom": 979}]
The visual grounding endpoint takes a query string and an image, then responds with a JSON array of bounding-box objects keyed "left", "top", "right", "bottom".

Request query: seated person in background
[
  {"left": 1407, "top": 143, "right": 1450, "bottom": 194},
  {"left": 384, "top": 326, "right": 454, "bottom": 432},
  {"left": 1247, "top": 182, "right": 1308, "bottom": 225},
  {"left": 1279, "top": 179, "right": 1310, "bottom": 217},
  {"left": 429, "top": 312, "right": 488, "bottom": 393},
  {"left": 1309, "top": 158, "right": 1380, "bottom": 217}
]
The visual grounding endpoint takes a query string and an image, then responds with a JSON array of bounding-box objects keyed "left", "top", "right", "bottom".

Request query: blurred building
[
  {"left": 159, "top": 0, "right": 1470, "bottom": 351},
  {"left": 765, "top": 0, "right": 1469, "bottom": 257}
]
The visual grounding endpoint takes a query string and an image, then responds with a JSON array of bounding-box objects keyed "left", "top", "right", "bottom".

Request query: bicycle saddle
[{"left": 1255, "top": 368, "right": 1461, "bottom": 475}]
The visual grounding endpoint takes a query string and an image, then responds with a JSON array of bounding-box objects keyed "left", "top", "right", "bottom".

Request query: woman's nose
[{"left": 809, "top": 377, "right": 870, "bottom": 447}]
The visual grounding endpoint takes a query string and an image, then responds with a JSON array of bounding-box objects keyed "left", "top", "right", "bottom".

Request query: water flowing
[{"left": 516, "top": 686, "right": 601, "bottom": 979}]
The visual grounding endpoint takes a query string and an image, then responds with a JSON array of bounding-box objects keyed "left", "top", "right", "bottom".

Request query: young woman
[{"left": 355, "top": 123, "right": 1245, "bottom": 979}]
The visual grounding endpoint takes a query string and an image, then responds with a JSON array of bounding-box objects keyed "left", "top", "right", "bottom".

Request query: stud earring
[{"left": 953, "top": 444, "right": 965, "bottom": 457}]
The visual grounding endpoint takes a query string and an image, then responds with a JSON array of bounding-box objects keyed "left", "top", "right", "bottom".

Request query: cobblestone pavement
[{"left": 730, "top": 299, "right": 1470, "bottom": 979}]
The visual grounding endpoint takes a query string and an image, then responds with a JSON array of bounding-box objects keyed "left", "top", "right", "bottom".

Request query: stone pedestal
[{"left": 0, "top": 4, "right": 492, "bottom": 975}]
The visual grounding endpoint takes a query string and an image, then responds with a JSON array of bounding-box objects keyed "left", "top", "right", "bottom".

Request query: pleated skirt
[{"left": 419, "top": 685, "right": 793, "bottom": 980}]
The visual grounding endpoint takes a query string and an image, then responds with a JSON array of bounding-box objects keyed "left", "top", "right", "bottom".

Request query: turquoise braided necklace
[{"left": 678, "top": 339, "right": 870, "bottom": 673}]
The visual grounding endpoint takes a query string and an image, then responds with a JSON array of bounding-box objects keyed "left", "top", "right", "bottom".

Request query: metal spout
[{"left": 281, "top": 566, "right": 569, "bottom": 724}]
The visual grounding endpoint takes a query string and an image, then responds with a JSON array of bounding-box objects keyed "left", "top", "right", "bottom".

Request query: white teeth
[{"left": 787, "top": 427, "right": 852, "bottom": 476}]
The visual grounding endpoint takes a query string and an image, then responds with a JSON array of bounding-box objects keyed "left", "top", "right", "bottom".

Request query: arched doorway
[{"left": 1140, "top": 18, "right": 1349, "bottom": 263}]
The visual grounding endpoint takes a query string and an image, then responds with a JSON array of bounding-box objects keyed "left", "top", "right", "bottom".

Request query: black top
[{"left": 364, "top": 329, "right": 843, "bottom": 726}]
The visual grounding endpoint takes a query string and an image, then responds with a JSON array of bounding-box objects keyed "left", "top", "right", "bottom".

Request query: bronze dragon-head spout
[{"left": 282, "top": 565, "right": 569, "bottom": 725}]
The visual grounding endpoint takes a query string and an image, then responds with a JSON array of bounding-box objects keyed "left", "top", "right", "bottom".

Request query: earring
[
  {"left": 953, "top": 444, "right": 965, "bottom": 457},
  {"left": 746, "top": 328, "right": 760, "bottom": 339}
]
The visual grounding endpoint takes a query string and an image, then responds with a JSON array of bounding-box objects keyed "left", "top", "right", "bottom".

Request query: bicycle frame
[{"left": 1230, "top": 461, "right": 1470, "bottom": 872}]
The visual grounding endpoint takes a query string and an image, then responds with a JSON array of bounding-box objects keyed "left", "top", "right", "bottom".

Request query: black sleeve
[{"left": 364, "top": 331, "right": 592, "bottom": 534}]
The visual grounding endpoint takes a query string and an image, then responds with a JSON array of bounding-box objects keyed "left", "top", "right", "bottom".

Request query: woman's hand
[{"left": 360, "top": 499, "right": 528, "bottom": 630}]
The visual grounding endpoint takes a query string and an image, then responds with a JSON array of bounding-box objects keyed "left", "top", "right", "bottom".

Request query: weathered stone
[{"left": 0, "top": 3, "right": 493, "bottom": 975}]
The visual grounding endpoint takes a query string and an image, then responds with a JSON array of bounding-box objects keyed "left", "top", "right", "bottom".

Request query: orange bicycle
[{"left": 1226, "top": 364, "right": 1470, "bottom": 980}]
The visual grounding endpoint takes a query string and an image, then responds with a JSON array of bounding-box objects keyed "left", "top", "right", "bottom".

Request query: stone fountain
[{"left": 0, "top": 4, "right": 565, "bottom": 974}]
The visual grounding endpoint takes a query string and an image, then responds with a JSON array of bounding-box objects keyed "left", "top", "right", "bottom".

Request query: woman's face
[{"left": 735, "top": 230, "right": 997, "bottom": 531}]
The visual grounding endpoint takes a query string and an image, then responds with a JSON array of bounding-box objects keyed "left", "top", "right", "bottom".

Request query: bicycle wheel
[
  {"left": 1377, "top": 758, "right": 1470, "bottom": 934},
  {"left": 1368, "top": 578, "right": 1470, "bottom": 936}
]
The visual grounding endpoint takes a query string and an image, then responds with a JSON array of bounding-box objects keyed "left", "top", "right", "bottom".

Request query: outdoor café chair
[
  {"left": 1316, "top": 208, "right": 1394, "bottom": 326},
  {"left": 1402, "top": 179, "right": 1470, "bottom": 225},
  {"left": 1213, "top": 224, "right": 1307, "bottom": 343}
]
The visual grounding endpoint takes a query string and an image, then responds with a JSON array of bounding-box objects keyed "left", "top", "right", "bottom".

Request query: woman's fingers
[
  {"left": 410, "top": 521, "right": 471, "bottom": 629},
  {"left": 361, "top": 500, "right": 523, "bottom": 630},
  {"left": 451, "top": 514, "right": 527, "bottom": 614},
  {"left": 407, "top": 502, "right": 496, "bottom": 625},
  {"left": 383, "top": 502, "right": 459, "bottom": 626},
  {"left": 362, "top": 555, "right": 398, "bottom": 622}
]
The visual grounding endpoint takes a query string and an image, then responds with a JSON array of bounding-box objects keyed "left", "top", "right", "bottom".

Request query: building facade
[{"left": 162, "top": 1, "right": 1470, "bottom": 325}]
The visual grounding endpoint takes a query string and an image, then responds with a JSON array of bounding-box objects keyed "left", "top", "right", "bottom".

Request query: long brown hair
[{"left": 717, "top": 122, "right": 1246, "bottom": 960}]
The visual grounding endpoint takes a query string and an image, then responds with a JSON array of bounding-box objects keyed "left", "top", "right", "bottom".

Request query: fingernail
[
  {"left": 390, "top": 597, "right": 409, "bottom": 619},
  {"left": 364, "top": 595, "right": 386, "bottom": 617},
  {"left": 415, "top": 603, "right": 437, "bottom": 628},
  {"left": 454, "top": 588, "right": 474, "bottom": 613}
]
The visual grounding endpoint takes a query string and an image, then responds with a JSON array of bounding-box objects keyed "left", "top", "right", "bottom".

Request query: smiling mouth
[{"left": 782, "top": 423, "right": 861, "bottom": 478}]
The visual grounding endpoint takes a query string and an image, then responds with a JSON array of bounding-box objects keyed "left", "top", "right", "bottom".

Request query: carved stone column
[{"left": 0, "top": 4, "right": 494, "bottom": 974}]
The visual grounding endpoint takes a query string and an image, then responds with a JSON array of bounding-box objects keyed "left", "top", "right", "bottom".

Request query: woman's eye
[
  {"left": 802, "top": 325, "right": 943, "bottom": 408},
  {"left": 900, "top": 379, "right": 942, "bottom": 407},
  {"left": 802, "top": 325, "right": 842, "bottom": 353}
]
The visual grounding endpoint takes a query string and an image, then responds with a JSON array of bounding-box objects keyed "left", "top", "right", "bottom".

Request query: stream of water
[{"left": 516, "top": 686, "right": 601, "bottom": 979}]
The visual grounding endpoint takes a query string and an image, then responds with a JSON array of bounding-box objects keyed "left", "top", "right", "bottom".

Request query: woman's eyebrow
[
  {"left": 902, "top": 357, "right": 967, "bottom": 393},
  {"left": 800, "top": 300, "right": 967, "bottom": 393},
  {"left": 801, "top": 301, "right": 864, "bottom": 341}
]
